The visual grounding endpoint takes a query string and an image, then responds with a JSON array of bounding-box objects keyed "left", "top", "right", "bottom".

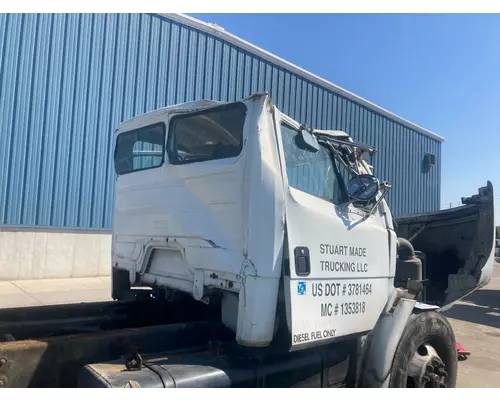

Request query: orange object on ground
[{"left": 457, "top": 341, "right": 470, "bottom": 360}]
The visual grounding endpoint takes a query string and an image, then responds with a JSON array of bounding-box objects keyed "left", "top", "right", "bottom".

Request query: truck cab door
[{"left": 273, "top": 110, "right": 395, "bottom": 350}]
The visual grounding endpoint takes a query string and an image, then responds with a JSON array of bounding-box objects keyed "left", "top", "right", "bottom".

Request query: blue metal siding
[{"left": 0, "top": 13, "right": 441, "bottom": 229}]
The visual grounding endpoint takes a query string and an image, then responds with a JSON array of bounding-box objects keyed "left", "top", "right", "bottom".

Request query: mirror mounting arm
[
  {"left": 363, "top": 181, "right": 392, "bottom": 221},
  {"left": 319, "top": 139, "right": 359, "bottom": 177}
]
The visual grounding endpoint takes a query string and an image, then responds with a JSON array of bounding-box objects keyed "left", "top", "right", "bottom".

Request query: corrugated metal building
[{"left": 0, "top": 13, "right": 443, "bottom": 280}]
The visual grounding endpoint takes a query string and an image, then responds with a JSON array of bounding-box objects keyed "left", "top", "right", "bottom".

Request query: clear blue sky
[{"left": 190, "top": 13, "right": 500, "bottom": 223}]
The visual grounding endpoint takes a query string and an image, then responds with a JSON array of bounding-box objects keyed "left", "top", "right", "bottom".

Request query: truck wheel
[{"left": 389, "top": 311, "right": 457, "bottom": 388}]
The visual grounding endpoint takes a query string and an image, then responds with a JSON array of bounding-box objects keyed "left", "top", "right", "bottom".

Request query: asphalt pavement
[{"left": 444, "top": 263, "right": 500, "bottom": 388}]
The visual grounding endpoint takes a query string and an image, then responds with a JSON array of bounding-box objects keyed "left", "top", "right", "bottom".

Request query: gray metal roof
[{"left": 161, "top": 13, "right": 444, "bottom": 143}]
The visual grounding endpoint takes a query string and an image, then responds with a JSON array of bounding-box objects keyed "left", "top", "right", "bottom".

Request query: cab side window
[
  {"left": 115, "top": 123, "right": 165, "bottom": 176},
  {"left": 280, "top": 124, "right": 347, "bottom": 205}
]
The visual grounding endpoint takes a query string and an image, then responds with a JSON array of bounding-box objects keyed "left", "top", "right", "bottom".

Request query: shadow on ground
[{"left": 444, "top": 289, "right": 500, "bottom": 330}]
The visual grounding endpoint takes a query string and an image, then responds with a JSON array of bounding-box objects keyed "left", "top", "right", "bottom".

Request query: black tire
[{"left": 388, "top": 311, "right": 457, "bottom": 388}]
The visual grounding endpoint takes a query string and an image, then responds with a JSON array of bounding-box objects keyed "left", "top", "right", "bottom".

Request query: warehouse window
[
  {"left": 167, "top": 103, "right": 246, "bottom": 164},
  {"left": 281, "top": 124, "right": 347, "bottom": 205},
  {"left": 114, "top": 123, "right": 165, "bottom": 175}
]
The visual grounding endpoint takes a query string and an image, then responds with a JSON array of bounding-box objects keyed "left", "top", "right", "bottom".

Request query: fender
[{"left": 357, "top": 294, "right": 440, "bottom": 388}]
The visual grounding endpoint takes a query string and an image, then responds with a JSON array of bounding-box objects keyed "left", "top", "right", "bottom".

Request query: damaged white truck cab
[{"left": 110, "top": 92, "right": 495, "bottom": 388}]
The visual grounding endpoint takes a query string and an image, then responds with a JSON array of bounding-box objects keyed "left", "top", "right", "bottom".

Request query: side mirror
[
  {"left": 347, "top": 174, "right": 380, "bottom": 201},
  {"left": 295, "top": 127, "right": 320, "bottom": 153}
]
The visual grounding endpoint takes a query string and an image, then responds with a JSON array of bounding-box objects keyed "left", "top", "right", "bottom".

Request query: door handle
[{"left": 294, "top": 247, "right": 311, "bottom": 276}]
